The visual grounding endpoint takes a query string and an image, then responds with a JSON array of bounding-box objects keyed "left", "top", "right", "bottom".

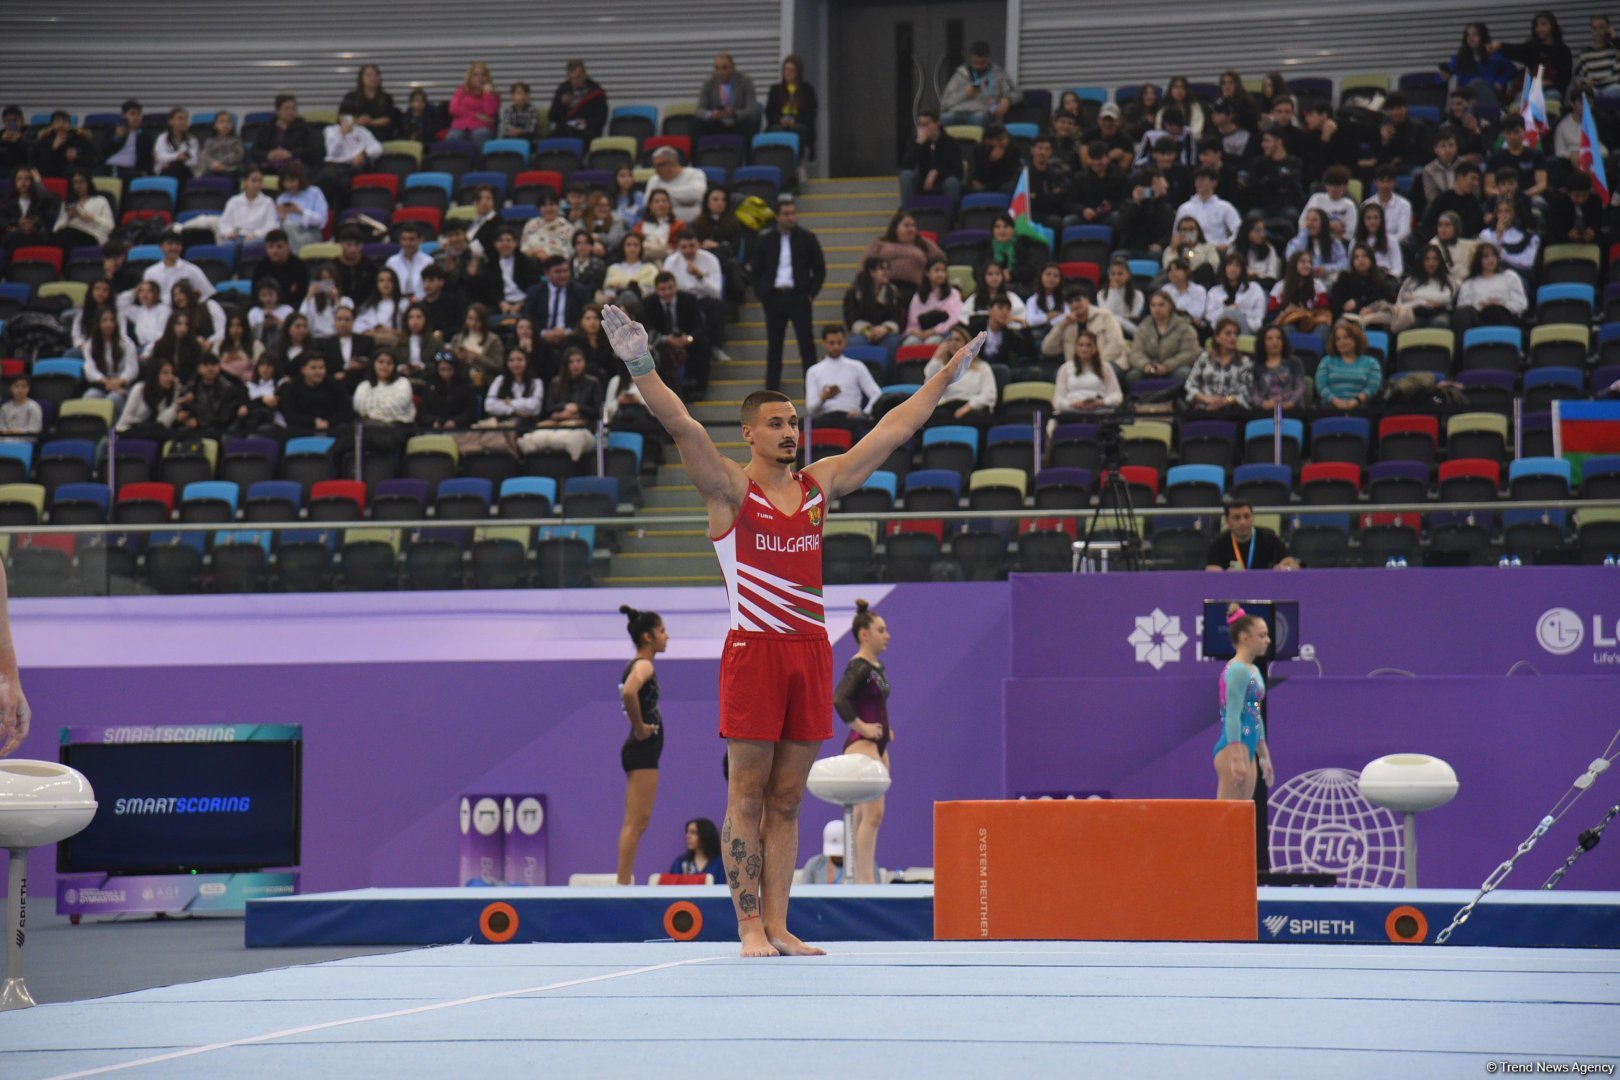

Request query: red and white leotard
[{"left": 711, "top": 473, "right": 827, "bottom": 635}]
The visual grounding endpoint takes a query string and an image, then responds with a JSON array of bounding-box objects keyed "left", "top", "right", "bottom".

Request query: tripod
[{"left": 1076, "top": 430, "right": 1143, "bottom": 572}]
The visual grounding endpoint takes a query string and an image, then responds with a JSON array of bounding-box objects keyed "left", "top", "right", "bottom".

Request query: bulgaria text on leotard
[
  {"left": 1212, "top": 660, "right": 1265, "bottom": 757},
  {"left": 837, "top": 657, "right": 891, "bottom": 754},
  {"left": 711, "top": 473, "right": 827, "bottom": 635}
]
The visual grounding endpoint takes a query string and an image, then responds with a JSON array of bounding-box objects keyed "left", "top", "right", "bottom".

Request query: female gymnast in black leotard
[
  {"left": 837, "top": 599, "right": 892, "bottom": 884},
  {"left": 616, "top": 604, "right": 668, "bottom": 884}
]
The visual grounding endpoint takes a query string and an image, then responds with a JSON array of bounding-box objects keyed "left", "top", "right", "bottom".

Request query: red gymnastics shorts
[{"left": 718, "top": 629, "right": 834, "bottom": 743}]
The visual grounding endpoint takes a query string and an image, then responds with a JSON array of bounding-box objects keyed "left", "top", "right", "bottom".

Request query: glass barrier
[{"left": 2, "top": 497, "right": 1616, "bottom": 596}]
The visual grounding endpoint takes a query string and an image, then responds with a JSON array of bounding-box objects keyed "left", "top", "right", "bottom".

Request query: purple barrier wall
[{"left": 4, "top": 584, "right": 1012, "bottom": 899}]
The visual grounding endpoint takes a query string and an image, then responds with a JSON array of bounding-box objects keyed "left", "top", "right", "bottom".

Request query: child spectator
[
  {"left": 0, "top": 375, "right": 43, "bottom": 442},
  {"left": 501, "top": 82, "right": 541, "bottom": 142}
]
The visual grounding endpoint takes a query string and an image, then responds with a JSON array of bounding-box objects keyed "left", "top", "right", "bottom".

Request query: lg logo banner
[{"left": 1537, "top": 609, "right": 1585, "bottom": 655}]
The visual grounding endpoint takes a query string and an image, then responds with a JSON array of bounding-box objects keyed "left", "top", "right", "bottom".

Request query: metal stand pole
[
  {"left": 1403, "top": 812, "right": 1418, "bottom": 889},
  {"left": 1, "top": 848, "right": 33, "bottom": 1010},
  {"left": 842, "top": 803, "right": 857, "bottom": 886}
]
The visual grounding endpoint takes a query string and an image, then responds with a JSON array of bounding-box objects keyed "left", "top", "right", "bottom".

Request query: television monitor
[{"left": 1201, "top": 600, "right": 1300, "bottom": 662}]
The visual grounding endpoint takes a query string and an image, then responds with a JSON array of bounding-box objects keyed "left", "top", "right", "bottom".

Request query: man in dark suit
[
  {"left": 749, "top": 194, "right": 826, "bottom": 392},
  {"left": 642, "top": 271, "right": 712, "bottom": 395},
  {"left": 522, "top": 255, "right": 591, "bottom": 379},
  {"left": 478, "top": 227, "right": 541, "bottom": 313},
  {"left": 317, "top": 304, "right": 375, "bottom": 378}
]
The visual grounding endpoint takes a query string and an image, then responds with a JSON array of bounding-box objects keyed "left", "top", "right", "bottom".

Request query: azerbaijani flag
[
  {"left": 1553, "top": 400, "right": 1620, "bottom": 483},
  {"left": 1009, "top": 167, "right": 1054, "bottom": 250},
  {"left": 1519, "top": 65, "right": 1550, "bottom": 148},
  {"left": 1579, "top": 95, "right": 1610, "bottom": 205}
]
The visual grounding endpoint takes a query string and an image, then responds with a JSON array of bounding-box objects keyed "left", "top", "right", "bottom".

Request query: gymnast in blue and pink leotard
[{"left": 1214, "top": 604, "right": 1275, "bottom": 801}]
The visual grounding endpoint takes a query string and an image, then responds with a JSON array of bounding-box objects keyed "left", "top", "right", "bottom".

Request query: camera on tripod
[{"left": 1095, "top": 417, "right": 1125, "bottom": 473}]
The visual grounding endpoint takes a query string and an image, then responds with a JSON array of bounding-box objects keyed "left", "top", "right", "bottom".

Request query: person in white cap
[{"left": 798, "top": 820, "right": 847, "bottom": 884}]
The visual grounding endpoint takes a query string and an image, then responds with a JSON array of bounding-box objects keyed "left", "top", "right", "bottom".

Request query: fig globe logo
[
  {"left": 1128, "top": 608, "right": 1188, "bottom": 670},
  {"left": 1536, "top": 608, "right": 1584, "bottom": 656},
  {"left": 1269, "top": 768, "right": 1404, "bottom": 888}
]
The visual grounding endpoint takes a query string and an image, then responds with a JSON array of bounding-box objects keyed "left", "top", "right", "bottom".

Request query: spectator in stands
[
  {"left": 1024, "top": 263, "right": 1066, "bottom": 330},
  {"left": 496, "top": 81, "right": 540, "bottom": 145},
  {"left": 257, "top": 229, "right": 310, "bottom": 309},
  {"left": 800, "top": 821, "right": 848, "bottom": 885},
  {"left": 1453, "top": 241, "right": 1527, "bottom": 332},
  {"left": 961, "top": 260, "right": 1026, "bottom": 325},
  {"left": 319, "top": 113, "right": 382, "bottom": 214},
  {"left": 567, "top": 304, "right": 620, "bottom": 383},
  {"left": 1022, "top": 135, "right": 1072, "bottom": 233},
  {"left": 752, "top": 195, "right": 826, "bottom": 392},
  {"left": 1249, "top": 325, "right": 1306, "bottom": 411},
  {"left": 691, "top": 186, "right": 742, "bottom": 270},
  {"left": 863, "top": 210, "right": 944, "bottom": 297},
  {"left": 611, "top": 166, "right": 646, "bottom": 233},
  {"left": 1487, "top": 116, "right": 1548, "bottom": 213},
  {"left": 318, "top": 304, "right": 374, "bottom": 379},
  {"left": 71, "top": 278, "right": 115, "bottom": 355},
  {"left": 1420, "top": 166, "right": 1485, "bottom": 240},
  {"left": 151, "top": 107, "right": 198, "bottom": 180},
  {"left": 340, "top": 64, "right": 397, "bottom": 141},
  {"left": 1205, "top": 500, "right": 1297, "bottom": 571},
  {"left": 1430, "top": 212, "right": 1477, "bottom": 288},
  {"left": 418, "top": 351, "right": 474, "bottom": 429},
  {"left": 195, "top": 110, "right": 243, "bottom": 178},
  {"left": 1072, "top": 140, "right": 1125, "bottom": 225},
  {"left": 1286, "top": 209, "right": 1348, "bottom": 283},
  {"left": 634, "top": 189, "right": 683, "bottom": 263},
  {"left": 52, "top": 169, "right": 113, "bottom": 252},
  {"left": 1481, "top": 198, "right": 1542, "bottom": 281},
  {"left": 1548, "top": 171, "right": 1602, "bottom": 249},
  {"left": 666, "top": 232, "right": 725, "bottom": 345},
  {"left": 396, "top": 304, "right": 442, "bottom": 382},
  {"left": 1269, "top": 250, "right": 1331, "bottom": 337},
  {"left": 765, "top": 54, "right": 818, "bottom": 161},
  {"left": 484, "top": 347, "right": 543, "bottom": 427},
  {"left": 178, "top": 351, "right": 247, "bottom": 435},
  {"left": 1086, "top": 104, "right": 1135, "bottom": 170},
  {"left": 274, "top": 162, "right": 328, "bottom": 253},
  {"left": 263, "top": 311, "right": 312, "bottom": 376},
  {"left": 448, "top": 62, "right": 499, "bottom": 145},
  {"left": 641, "top": 270, "right": 712, "bottom": 393},
  {"left": 603, "top": 230, "right": 657, "bottom": 300},
  {"left": 30, "top": 111, "right": 92, "bottom": 178},
  {"left": 1205, "top": 254, "right": 1267, "bottom": 334},
  {"left": 354, "top": 267, "right": 406, "bottom": 348},
  {"left": 1161, "top": 77, "right": 1207, "bottom": 139},
  {"left": 1163, "top": 259, "right": 1208, "bottom": 326},
  {"left": 697, "top": 52, "right": 759, "bottom": 138},
  {"left": 145, "top": 231, "right": 215, "bottom": 301},
  {"left": 522, "top": 346, "right": 602, "bottom": 460},
  {"left": 239, "top": 354, "right": 283, "bottom": 430},
  {"left": 1184, "top": 317, "right": 1253, "bottom": 414},
  {"left": 400, "top": 87, "right": 442, "bottom": 145},
  {"left": 1422, "top": 130, "right": 1459, "bottom": 209},
  {"left": 216, "top": 167, "right": 276, "bottom": 242},
  {"left": 979, "top": 293, "right": 1036, "bottom": 369},
  {"left": 1554, "top": 92, "right": 1605, "bottom": 185},
  {"left": 569, "top": 229, "right": 607, "bottom": 298},
  {"left": 1363, "top": 165, "right": 1414, "bottom": 250},
  {"left": 352, "top": 350, "right": 415, "bottom": 430},
  {"left": 940, "top": 41, "right": 1019, "bottom": 126},
  {"left": 1135, "top": 111, "right": 1196, "bottom": 170},
  {"left": 548, "top": 60, "right": 607, "bottom": 141},
  {"left": 1445, "top": 22, "right": 1515, "bottom": 102},
  {"left": 1331, "top": 243, "right": 1397, "bottom": 328},
  {"left": 97, "top": 100, "right": 151, "bottom": 177},
  {"left": 841, "top": 256, "right": 904, "bottom": 354},
  {"left": 1501, "top": 11, "right": 1572, "bottom": 100},
  {"left": 1373, "top": 94, "right": 1428, "bottom": 177},
  {"left": 81, "top": 307, "right": 139, "bottom": 413},
  {"left": 1164, "top": 218, "right": 1221, "bottom": 281},
  {"left": 116, "top": 359, "right": 184, "bottom": 436},
  {"left": 0, "top": 374, "right": 42, "bottom": 442},
  {"left": 1194, "top": 138, "right": 1242, "bottom": 206},
  {"left": 898, "top": 110, "right": 964, "bottom": 213},
  {"left": 925, "top": 319, "right": 1001, "bottom": 424},
  {"left": 385, "top": 222, "right": 434, "bottom": 301},
  {"left": 475, "top": 226, "right": 536, "bottom": 314},
  {"left": 1122, "top": 83, "right": 1162, "bottom": 141},
  {"left": 122, "top": 279, "right": 171, "bottom": 356},
  {"left": 1245, "top": 129, "right": 1304, "bottom": 219},
  {"left": 523, "top": 256, "right": 591, "bottom": 366},
  {"left": 1050, "top": 326, "right": 1123, "bottom": 417},
  {"left": 645, "top": 147, "right": 707, "bottom": 225},
  {"left": 218, "top": 312, "right": 263, "bottom": 380},
  {"left": 1048, "top": 110, "right": 1085, "bottom": 172},
  {"left": 1316, "top": 320, "right": 1383, "bottom": 414},
  {"left": 0, "top": 108, "right": 28, "bottom": 174},
  {"left": 1098, "top": 257, "right": 1145, "bottom": 337},
  {"left": 1576, "top": 16, "right": 1620, "bottom": 99},
  {"left": 1, "top": 166, "right": 57, "bottom": 252},
  {"left": 449, "top": 300, "right": 505, "bottom": 380},
  {"left": 1447, "top": 95, "right": 1493, "bottom": 166},
  {"left": 1297, "top": 165, "right": 1356, "bottom": 239},
  {"left": 969, "top": 124, "right": 1022, "bottom": 195},
  {"left": 669, "top": 819, "right": 724, "bottom": 880},
  {"left": 1117, "top": 167, "right": 1174, "bottom": 257},
  {"left": 326, "top": 225, "right": 374, "bottom": 303},
  {"left": 1041, "top": 281, "right": 1127, "bottom": 371},
  {"left": 256, "top": 95, "right": 317, "bottom": 172},
  {"left": 1395, "top": 246, "right": 1456, "bottom": 330},
  {"left": 1125, "top": 290, "right": 1198, "bottom": 386},
  {"left": 1207, "top": 99, "right": 1253, "bottom": 164},
  {"left": 984, "top": 214, "right": 1044, "bottom": 294},
  {"left": 170, "top": 279, "right": 225, "bottom": 351},
  {"left": 904, "top": 258, "right": 964, "bottom": 344},
  {"left": 149, "top": 309, "right": 211, "bottom": 381},
  {"left": 278, "top": 352, "right": 351, "bottom": 433},
  {"left": 805, "top": 325, "right": 881, "bottom": 432},
  {"left": 1175, "top": 166, "right": 1242, "bottom": 251},
  {"left": 297, "top": 265, "right": 344, "bottom": 338}
]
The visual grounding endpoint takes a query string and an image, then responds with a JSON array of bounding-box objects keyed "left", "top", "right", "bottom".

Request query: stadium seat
[
  {"left": 1309, "top": 416, "right": 1370, "bottom": 467},
  {"left": 1393, "top": 328, "right": 1453, "bottom": 374},
  {"left": 498, "top": 476, "right": 557, "bottom": 520},
  {"left": 1459, "top": 326, "right": 1523, "bottom": 372},
  {"left": 1230, "top": 463, "right": 1291, "bottom": 507},
  {"left": 1527, "top": 324, "right": 1590, "bottom": 369},
  {"left": 1377, "top": 415, "right": 1439, "bottom": 470},
  {"left": 1300, "top": 462, "right": 1360, "bottom": 505},
  {"left": 1445, "top": 412, "right": 1509, "bottom": 464},
  {"left": 1242, "top": 417, "right": 1303, "bottom": 469},
  {"left": 1178, "top": 420, "right": 1237, "bottom": 469},
  {"left": 1536, "top": 283, "right": 1594, "bottom": 327}
]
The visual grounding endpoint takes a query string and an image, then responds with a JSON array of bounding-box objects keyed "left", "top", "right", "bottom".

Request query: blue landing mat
[
  {"left": 0, "top": 941, "right": 1616, "bottom": 1079},
  {"left": 245, "top": 885, "right": 1620, "bottom": 948}
]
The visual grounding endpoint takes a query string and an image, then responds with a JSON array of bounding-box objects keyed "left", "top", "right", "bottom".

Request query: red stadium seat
[
  {"left": 1059, "top": 261, "right": 1100, "bottom": 285},
  {"left": 310, "top": 479, "right": 367, "bottom": 511},
  {"left": 118, "top": 481, "right": 175, "bottom": 514},
  {"left": 896, "top": 344, "right": 936, "bottom": 363},
  {"left": 351, "top": 173, "right": 400, "bottom": 199},
  {"left": 810, "top": 428, "right": 852, "bottom": 451},
  {"left": 1300, "top": 461, "right": 1361, "bottom": 491},
  {"left": 643, "top": 136, "right": 692, "bottom": 163},
  {"left": 1438, "top": 458, "right": 1500, "bottom": 486},
  {"left": 12, "top": 246, "right": 63, "bottom": 273}
]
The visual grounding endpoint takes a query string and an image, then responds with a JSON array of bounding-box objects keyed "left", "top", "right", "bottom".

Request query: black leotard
[
  {"left": 836, "top": 656, "right": 890, "bottom": 756},
  {"left": 619, "top": 658, "right": 663, "bottom": 773}
]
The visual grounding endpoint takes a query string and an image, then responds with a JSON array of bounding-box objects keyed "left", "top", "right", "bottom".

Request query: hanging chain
[
  {"left": 1542, "top": 804, "right": 1620, "bottom": 890},
  {"left": 1435, "top": 817, "right": 1554, "bottom": 944}
]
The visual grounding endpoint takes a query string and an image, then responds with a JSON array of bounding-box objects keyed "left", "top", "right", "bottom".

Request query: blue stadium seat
[{"left": 860, "top": 470, "right": 898, "bottom": 500}]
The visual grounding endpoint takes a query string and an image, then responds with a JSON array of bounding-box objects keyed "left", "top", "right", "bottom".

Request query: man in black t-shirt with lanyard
[
  {"left": 1204, "top": 500, "right": 1298, "bottom": 572},
  {"left": 1205, "top": 499, "right": 1296, "bottom": 872}
]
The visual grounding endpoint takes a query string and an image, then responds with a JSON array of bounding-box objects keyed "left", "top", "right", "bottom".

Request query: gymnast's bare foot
[
  {"left": 738, "top": 917, "right": 779, "bottom": 957},
  {"left": 766, "top": 927, "right": 826, "bottom": 956}
]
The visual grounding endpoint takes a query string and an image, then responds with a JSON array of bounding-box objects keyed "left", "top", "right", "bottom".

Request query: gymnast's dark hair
[
  {"left": 620, "top": 604, "right": 662, "bottom": 647},
  {"left": 852, "top": 598, "right": 878, "bottom": 640}
]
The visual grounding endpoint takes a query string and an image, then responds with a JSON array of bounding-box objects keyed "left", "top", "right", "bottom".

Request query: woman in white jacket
[
  {"left": 483, "top": 349, "right": 544, "bottom": 426},
  {"left": 81, "top": 307, "right": 141, "bottom": 414},
  {"left": 52, "top": 170, "right": 115, "bottom": 250},
  {"left": 1051, "top": 328, "right": 1122, "bottom": 420},
  {"left": 217, "top": 167, "right": 279, "bottom": 242},
  {"left": 153, "top": 108, "right": 201, "bottom": 179},
  {"left": 1454, "top": 242, "right": 1528, "bottom": 333},
  {"left": 352, "top": 352, "right": 417, "bottom": 424},
  {"left": 1203, "top": 255, "right": 1267, "bottom": 335},
  {"left": 923, "top": 326, "right": 998, "bottom": 425}
]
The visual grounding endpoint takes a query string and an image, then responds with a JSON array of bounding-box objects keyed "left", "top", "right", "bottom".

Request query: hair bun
[
  {"left": 619, "top": 604, "right": 636, "bottom": 617},
  {"left": 854, "top": 599, "right": 869, "bottom": 614}
]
